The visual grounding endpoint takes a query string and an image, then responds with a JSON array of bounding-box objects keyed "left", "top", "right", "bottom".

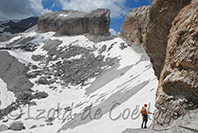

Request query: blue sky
[{"left": 0, "top": 0, "right": 152, "bottom": 35}]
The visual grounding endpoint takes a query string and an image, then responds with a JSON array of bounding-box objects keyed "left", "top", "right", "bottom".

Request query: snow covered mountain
[{"left": 0, "top": 15, "right": 158, "bottom": 132}]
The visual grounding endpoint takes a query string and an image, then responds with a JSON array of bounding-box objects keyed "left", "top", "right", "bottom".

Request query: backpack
[{"left": 141, "top": 107, "right": 147, "bottom": 115}]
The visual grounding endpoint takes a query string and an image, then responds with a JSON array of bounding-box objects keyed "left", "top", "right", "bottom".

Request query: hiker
[{"left": 141, "top": 104, "right": 153, "bottom": 128}]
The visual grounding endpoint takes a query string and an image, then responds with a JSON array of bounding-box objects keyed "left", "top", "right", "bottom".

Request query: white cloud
[
  {"left": 0, "top": 0, "right": 130, "bottom": 21},
  {"left": 109, "top": 28, "right": 120, "bottom": 35},
  {"left": 58, "top": 0, "right": 128, "bottom": 18},
  {"left": 0, "top": 0, "right": 51, "bottom": 21}
]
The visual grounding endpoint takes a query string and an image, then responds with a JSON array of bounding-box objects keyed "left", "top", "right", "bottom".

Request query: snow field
[{"left": 0, "top": 32, "right": 158, "bottom": 133}]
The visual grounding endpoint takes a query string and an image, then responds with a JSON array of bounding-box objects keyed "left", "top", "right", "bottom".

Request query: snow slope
[{"left": 0, "top": 27, "right": 158, "bottom": 133}]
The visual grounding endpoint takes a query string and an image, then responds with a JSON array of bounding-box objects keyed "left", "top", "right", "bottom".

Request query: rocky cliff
[
  {"left": 37, "top": 9, "right": 110, "bottom": 36},
  {"left": 121, "top": 0, "right": 198, "bottom": 131},
  {"left": 155, "top": 0, "right": 198, "bottom": 127},
  {"left": 121, "top": 0, "right": 191, "bottom": 79},
  {"left": 145, "top": 0, "right": 191, "bottom": 79},
  {"left": 120, "top": 6, "right": 149, "bottom": 46}
]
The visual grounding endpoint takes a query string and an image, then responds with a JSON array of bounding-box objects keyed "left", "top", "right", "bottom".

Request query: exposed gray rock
[
  {"left": 30, "top": 125, "right": 37, "bottom": 129},
  {"left": 98, "top": 45, "right": 107, "bottom": 54},
  {"left": 0, "top": 124, "right": 9, "bottom": 131},
  {"left": 120, "top": 42, "right": 127, "bottom": 50},
  {"left": 0, "top": 102, "right": 21, "bottom": 120},
  {"left": 0, "top": 35, "right": 14, "bottom": 42},
  {"left": 37, "top": 9, "right": 110, "bottom": 35},
  {"left": 31, "top": 65, "right": 38, "bottom": 69},
  {"left": 38, "top": 77, "right": 49, "bottom": 85},
  {"left": 5, "top": 37, "right": 38, "bottom": 51},
  {"left": 15, "top": 91, "right": 32, "bottom": 101},
  {"left": 31, "top": 91, "right": 48, "bottom": 100},
  {"left": 0, "top": 51, "right": 33, "bottom": 101},
  {"left": 42, "top": 39, "right": 62, "bottom": 55},
  {"left": 31, "top": 55, "right": 45, "bottom": 61},
  {"left": 121, "top": 6, "right": 149, "bottom": 46},
  {"left": 27, "top": 39, "right": 118, "bottom": 87},
  {"left": 9, "top": 121, "right": 25, "bottom": 131}
]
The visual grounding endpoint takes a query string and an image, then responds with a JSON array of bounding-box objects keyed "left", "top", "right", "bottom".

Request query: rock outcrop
[
  {"left": 154, "top": 0, "right": 198, "bottom": 127},
  {"left": 121, "top": 0, "right": 198, "bottom": 130},
  {"left": 145, "top": 0, "right": 191, "bottom": 79},
  {"left": 37, "top": 9, "right": 110, "bottom": 36},
  {"left": 121, "top": 0, "right": 191, "bottom": 79},
  {"left": 0, "top": 124, "right": 9, "bottom": 132},
  {"left": 121, "top": 6, "right": 149, "bottom": 46},
  {"left": 9, "top": 121, "right": 25, "bottom": 131}
]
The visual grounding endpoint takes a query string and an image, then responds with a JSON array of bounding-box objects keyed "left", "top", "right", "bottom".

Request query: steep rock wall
[
  {"left": 121, "top": 0, "right": 191, "bottom": 79},
  {"left": 120, "top": 6, "right": 149, "bottom": 46},
  {"left": 145, "top": 0, "right": 191, "bottom": 79},
  {"left": 121, "top": 0, "right": 198, "bottom": 129},
  {"left": 155, "top": 0, "right": 198, "bottom": 127},
  {"left": 37, "top": 9, "right": 110, "bottom": 36}
]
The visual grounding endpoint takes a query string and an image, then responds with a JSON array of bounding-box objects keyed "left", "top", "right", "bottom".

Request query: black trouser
[{"left": 141, "top": 114, "right": 148, "bottom": 128}]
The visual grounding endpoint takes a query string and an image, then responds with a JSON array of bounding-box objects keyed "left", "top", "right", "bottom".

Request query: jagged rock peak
[{"left": 37, "top": 9, "right": 110, "bottom": 36}]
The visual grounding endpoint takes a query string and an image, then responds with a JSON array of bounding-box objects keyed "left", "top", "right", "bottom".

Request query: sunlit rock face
[
  {"left": 37, "top": 9, "right": 110, "bottom": 36},
  {"left": 155, "top": 0, "right": 198, "bottom": 127},
  {"left": 121, "top": 6, "right": 149, "bottom": 46},
  {"left": 121, "top": 0, "right": 198, "bottom": 129}
]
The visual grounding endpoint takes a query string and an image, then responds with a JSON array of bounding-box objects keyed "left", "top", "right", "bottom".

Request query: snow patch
[{"left": 0, "top": 79, "right": 16, "bottom": 109}]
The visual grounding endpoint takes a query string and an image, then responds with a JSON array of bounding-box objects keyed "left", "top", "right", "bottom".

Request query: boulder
[
  {"left": 9, "top": 121, "right": 25, "bottom": 131},
  {"left": 37, "top": 9, "right": 110, "bottom": 36},
  {"left": 31, "top": 91, "right": 48, "bottom": 99},
  {"left": 0, "top": 124, "right": 9, "bottom": 131},
  {"left": 38, "top": 77, "right": 49, "bottom": 84}
]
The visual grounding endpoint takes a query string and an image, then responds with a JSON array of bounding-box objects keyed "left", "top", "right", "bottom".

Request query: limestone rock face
[
  {"left": 121, "top": 0, "right": 198, "bottom": 129},
  {"left": 145, "top": 0, "right": 191, "bottom": 79},
  {"left": 121, "top": 6, "right": 149, "bottom": 46},
  {"left": 37, "top": 9, "right": 110, "bottom": 36},
  {"left": 121, "top": 0, "right": 190, "bottom": 79},
  {"left": 155, "top": 0, "right": 198, "bottom": 127}
]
